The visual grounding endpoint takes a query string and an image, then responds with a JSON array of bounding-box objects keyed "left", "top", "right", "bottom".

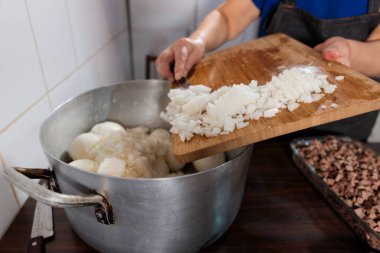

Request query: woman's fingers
[
  {"left": 322, "top": 45, "right": 341, "bottom": 61},
  {"left": 173, "top": 42, "right": 190, "bottom": 80},
  {"left": 184, "top": 39, "right": 206, "bottom": 77},
  {"left": 156, "top": 48, "right": 175, "bottom": 80},
  {"left": 156, "top": 37, "right": 206, "bottom": 80},
  {"left": 314, "top": 37, "right": 351, "bottom": 67}
]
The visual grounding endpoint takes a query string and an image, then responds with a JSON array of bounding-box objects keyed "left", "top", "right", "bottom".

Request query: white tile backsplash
[
  {"left": 130, "top": 0, "right": 196, "bottom": 31},
  {"left": 0, "top": 0, "right": 46, "bottom": 130},
  {"left": 26, "top": 0, "right": 77, "bottom": 89},
  {"left": 132, "top": 28, "right": 189, "bottom": 79},
  {"left": 0, "top": 1, "right": 129, "bottom": 238},
  {"left": 80, "top": 31, "right": 130, "bottom": 91},
  {"left": 130, "top": 0, "right": 195, "bottom": 79},
  {"left": 0, "top": 97, "right": 51, "bottom": 207},
  {"left": 49, "top": 71, "right": 83, "bottom": 108},
  {"left": 66, "top": 0, "right": 127, "bottom": 65}
]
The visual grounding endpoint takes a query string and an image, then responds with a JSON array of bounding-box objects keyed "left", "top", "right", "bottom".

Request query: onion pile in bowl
[
  {"left": 68, "top": 121, "right": 241, "bottom": 178},
  {"left": 69, "top": 121, "right": 185, "bottom": 178}
]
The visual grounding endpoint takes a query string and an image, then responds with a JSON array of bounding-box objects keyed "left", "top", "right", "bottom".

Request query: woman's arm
[
  {"left": 156, "top": 0, "right": 260, "bottom": 80},
  {"left": 315, "top": 23, "right": 380, "bottom": 78},
  {"left": 348, "top": 39, "right": 380, "bottom": 77},
  {"left": 191, "top": 0, "right": 260, "bottom": 52}
]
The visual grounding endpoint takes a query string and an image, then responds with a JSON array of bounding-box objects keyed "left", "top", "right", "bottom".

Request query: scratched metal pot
[{"left": 4, "top": 80, "right": 253, "bottom": 253}]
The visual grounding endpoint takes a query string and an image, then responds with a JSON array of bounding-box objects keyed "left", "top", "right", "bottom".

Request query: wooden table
[{"left": 0, "top": 135, "right": 374, "bottom": 253}]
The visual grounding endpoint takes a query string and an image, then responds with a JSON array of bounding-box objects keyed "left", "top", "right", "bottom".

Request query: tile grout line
[
  {"left": 48, "top": 28, "right": 127, "bottom": 94},
  {"left": 64, "top": 0, "right": 80, "bottom": 77},
  {"left": 0, "top": 27, "right": 127, "bottom": 135},
  {"left": 0, "top": 153, "right": 21, "bottom": 207},
  {"left": 77, "top": 28, "right": 128, "bottom": 71},
  {"left": 23, "top": 0, "right": 53, "bottom": 111},
  {"left": 46, "top": 67, "right": 79, "bottom": 96},
  {"left": 0, "top": 94, "right": 47, "bottom": 135}
]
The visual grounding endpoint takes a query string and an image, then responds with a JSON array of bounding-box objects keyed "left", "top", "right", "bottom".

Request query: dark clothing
[
  {"left": 263, "top": 0, "right": 380, "bottom": 141},
  {"left": 253, "top": 0, "right": 372, "bottom": 36},
  {"left": 264, "top": 0, "right": 380, "bottom": 47}
]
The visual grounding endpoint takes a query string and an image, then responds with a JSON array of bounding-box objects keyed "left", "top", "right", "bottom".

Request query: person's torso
[
  {"left": 252, "top": 0, "right": 380, "bottom": 141},
  {"left": 253, "top": 0, "right": 373, "bottom": 37}
]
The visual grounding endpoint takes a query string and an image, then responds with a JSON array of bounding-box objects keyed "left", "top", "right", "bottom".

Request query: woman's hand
[
  {"left": 314, "top": 37, "right": 352, "bottom": 67},
  {"left": 156, "top": 0, "right": 260, "bottom": 80},
  {"left": 156, "top": 37, "right": 206, "bottom": 81},
  {"left": 315, "top": 36, "right": 380, "bottom": 77}
]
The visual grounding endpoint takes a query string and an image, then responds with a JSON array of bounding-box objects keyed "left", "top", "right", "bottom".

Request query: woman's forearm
[
  {"left": 189, "top": 10, "right": 230, "bottom": 52},
  {"left": 349, "top": 39, "right": 380, "bottom": 78},
  {"left": 189, "top": 0, "right": 260, "bottom": 52}
]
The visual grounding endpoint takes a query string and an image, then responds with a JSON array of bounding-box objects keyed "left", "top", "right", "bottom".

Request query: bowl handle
[{"left": 3, "top": 166, "right": 115, "bottom": 225}]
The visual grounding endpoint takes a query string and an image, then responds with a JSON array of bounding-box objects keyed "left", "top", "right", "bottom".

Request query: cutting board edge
[{"left": 173, "top": 104, "right": 380, "bottom": 163}]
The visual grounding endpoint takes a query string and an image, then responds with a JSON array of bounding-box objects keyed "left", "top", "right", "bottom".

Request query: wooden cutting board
[{"left": 172, "top": 33, "right": 380, "bottom": 163}]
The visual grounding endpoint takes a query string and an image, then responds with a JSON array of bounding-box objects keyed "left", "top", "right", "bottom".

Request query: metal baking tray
[{"left": 290, "top": 136, "right": 380, "bottom": 251}]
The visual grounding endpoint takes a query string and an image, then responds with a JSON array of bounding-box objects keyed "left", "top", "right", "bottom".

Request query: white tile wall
[
  {"left": 27, "top": 0, "right": 77, "bottom": 89},
  {"left": 130, "top": 0, "right": 196, "bottom": 79},
  {"left": 132, "top": 28, "right": 189, "bottom": 79},
  {"left": 66, "top": 0, "right": 127, "bottom": 65},
  {"left": 49, "top": 71, "right": 83, "bottom": 108},
  {"left": 0, "top": 0, "right": 46, "bottom": 130},
  {"left": 0, "top": 0, "right": 129, "bottom": 240},
  {"left": 0, "top": 97, "right": 51, "bottom": 207},
  {"left": 130, "top": 0, "right": 196, "bottom": 31},
  {"left": 80, "top": 31, "right": 130, "bottom": 91}
]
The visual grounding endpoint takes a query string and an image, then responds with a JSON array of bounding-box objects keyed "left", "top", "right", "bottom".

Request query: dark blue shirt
[{"left": 253, "top": 0, "right": 369, "bottom": 35}]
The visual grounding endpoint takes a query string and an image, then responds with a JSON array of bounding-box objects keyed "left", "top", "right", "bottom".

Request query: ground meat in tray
[{"left": 291, "top": 135, "right": 380, "bottom": 250}]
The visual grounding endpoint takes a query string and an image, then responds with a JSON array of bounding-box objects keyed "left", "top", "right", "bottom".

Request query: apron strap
[
  {"left": 281, "top": 0, "right": 295, "bottom": 5},
  {"left": 368, "top": 0, "right": 380, "bottom": 13},
  {"left": 280, "top": 0, "right": 379, "bottom": 13}
]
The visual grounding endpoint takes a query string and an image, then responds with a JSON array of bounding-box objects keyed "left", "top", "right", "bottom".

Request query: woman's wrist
[{"left": 189, "top": 33, "right": 207, "bottom": 52}]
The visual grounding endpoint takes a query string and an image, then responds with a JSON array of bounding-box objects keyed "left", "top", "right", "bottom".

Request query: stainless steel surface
[
  {"left": 31, "top": 183, "right": 54, "bottom": 239},
  {"left": 5, "top": 79, "right": 253, "bottom": 253},
  {"left": 291, "top": 137, "right": 380, "bottom": 251},
  {"left": 4, "top": 167, "right": 114, "bottom": 225}
]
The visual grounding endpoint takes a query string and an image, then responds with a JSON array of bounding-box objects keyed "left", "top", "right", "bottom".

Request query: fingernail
[
  {"left": 178, "top": 77, "right": 187, "bottom": 84},
  {"left": 325, "top": 45, "right": 338, "bottom": 52}
]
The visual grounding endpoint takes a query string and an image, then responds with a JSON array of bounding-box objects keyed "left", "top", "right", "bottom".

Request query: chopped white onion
[
  {"left": 98, "top": 158, "right": 126, "bottom": 177},
  {"left": 161, "top": 67, "right": 336, "bottom": 142}
]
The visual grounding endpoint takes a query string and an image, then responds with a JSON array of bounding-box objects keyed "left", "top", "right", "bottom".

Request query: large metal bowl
[{"left": 4, "top": 80, "right": 253, "bottom": 253}]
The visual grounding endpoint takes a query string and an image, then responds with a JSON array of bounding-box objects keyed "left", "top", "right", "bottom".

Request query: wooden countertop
[{"left": 0, "top": 135, "right": 375, "bottom": 253}]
